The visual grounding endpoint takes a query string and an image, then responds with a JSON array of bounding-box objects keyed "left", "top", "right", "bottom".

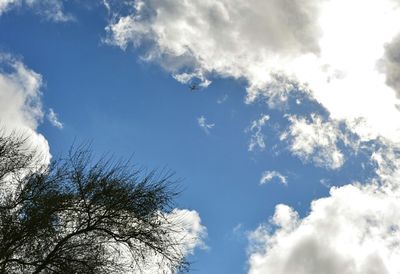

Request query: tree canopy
[{"left": 0, "top": 133, "right": 192, "bottom": 273}]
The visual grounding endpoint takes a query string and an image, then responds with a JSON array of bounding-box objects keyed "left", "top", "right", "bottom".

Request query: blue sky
[{"left": 3, "top": 1, "right": 400, "bottom": 273}]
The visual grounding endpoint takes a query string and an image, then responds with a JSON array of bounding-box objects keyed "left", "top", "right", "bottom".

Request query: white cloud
[
  {"left": 105, "top": 0, "right": 400, "bottom": 145},
  {"left": 248, "top": 182, "right": 400, "bottom": 274},
  {"left": 248, "top": 145, "right": 400, "bottom": 274},
  {"left": 104, "top": 0, "right": 323, "bottom": 88},
  {"left": 0, "top": 0, "right": 17, "bottom": 14},
  {"left": 47, "top": 108, "right": 63, "bottom": 129},
  {"left": 0, "top": 0, "right": 72, "bottom": 21},
  {"left": 103, "top": 3, "right": 400, "bottom": 272},
  {"left": 167, "top": 209, "right": 208, "bottom": 253},
  {"left": 369, "top": 142, "right": 400, "bottom": 190},
  {"left": 247, "top": 114, "right": 269, "bottom": 151},
  {"left": 281, "top": 114, "right": 345, "bottom": 169},
  {"left": 105, "top": 0, "right": 322, "bottom": 55},
  {"left": 108, "top": 209, "right": 207, "bottom": 274},
  {"left": 197, "top": 115, "right": 215, "bottom": 135},
  {"left": 142, "top": 209, "right": 207, "bottom": 273},
  {"left": 0, "top": 54, "right": 50, "bottom": 164},
  {"left": 260, "top": 170, "right": 287, "bottom": 185}
]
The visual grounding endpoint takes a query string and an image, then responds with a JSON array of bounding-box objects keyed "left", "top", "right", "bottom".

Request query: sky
[{"left": 2, "top": 0, "right": 400, "bottom": 273}]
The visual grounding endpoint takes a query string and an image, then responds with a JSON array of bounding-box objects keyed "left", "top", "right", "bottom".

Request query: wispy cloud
[
  {"left": 247, "top": 114, "right": 269, "bottom": 151},
  {"left": 0, "top": 0, "right": 73, "bottom": 22},
  {"left": 260, "top": 170, "right": 287, "bottom": 186},
  {"left": 217, "top": 94, "right": 228, "bottom": 104},
  {"left": 197, "top": 116, "right": 215, "bottom": 135},
  {"left": 47, "top": 108, "right": 63, "bottom": 129}
]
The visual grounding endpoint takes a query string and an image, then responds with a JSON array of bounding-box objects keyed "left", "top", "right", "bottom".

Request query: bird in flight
[{"left": 188, "top": 83, "right": 200, "bottom": 91}]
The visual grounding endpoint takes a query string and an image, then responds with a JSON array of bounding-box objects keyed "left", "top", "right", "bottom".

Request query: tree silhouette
[{"left": 0, "top": 133, "right": 191, "bottom": 273}]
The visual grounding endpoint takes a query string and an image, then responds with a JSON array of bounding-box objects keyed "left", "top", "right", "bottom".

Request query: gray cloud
[
  {"left": 380, "top": 34, "right": 400, "bottom": 98},
  {"left": 105, "top": 0, "right": 323, "bottom": 78}
]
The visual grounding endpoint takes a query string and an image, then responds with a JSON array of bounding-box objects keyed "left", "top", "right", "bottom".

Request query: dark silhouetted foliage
[{"left": 0, "top": 133, "right": 189, "bottom": 273}]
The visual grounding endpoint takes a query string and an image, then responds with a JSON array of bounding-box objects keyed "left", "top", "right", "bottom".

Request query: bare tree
[{"left": 0, "top": 133, "right": 191, "bottom": 273}]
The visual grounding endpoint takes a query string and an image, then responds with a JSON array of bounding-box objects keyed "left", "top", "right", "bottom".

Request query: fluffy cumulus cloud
[
  {"left": 105, "top": 0, "right": 400, "bottom": 144},
  {"left": 106, "top": 0, "right": 322, "bottom": 55},
  {"left": 248, "top": 182, "right": 400, "bottom": 274},
  {"left": 247, "top": 143, "right": 400, "bottom": 274},
  {"left": 0, "top": 0, "right": 72, "bottom": 21},
  {"left": 0, "top": 54, "right": 50, "bottom": 164},
  {"left": 105, "top": 0, "right": 323, "bottom": 87}
]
